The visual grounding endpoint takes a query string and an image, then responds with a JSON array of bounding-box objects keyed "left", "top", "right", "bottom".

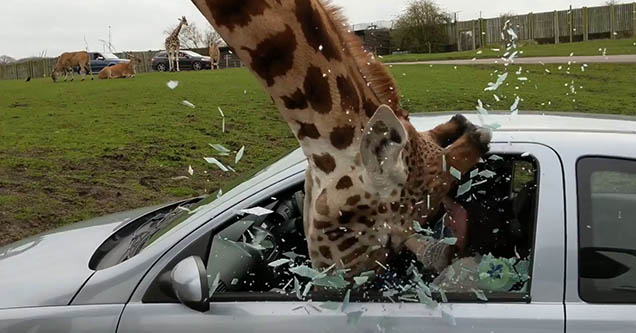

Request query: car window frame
[
  {"left": 576, "top": 156, "right": 636, "bottom": 304},
  {"left": 139, "top": 143, "right": 565, "bottom": 307}
]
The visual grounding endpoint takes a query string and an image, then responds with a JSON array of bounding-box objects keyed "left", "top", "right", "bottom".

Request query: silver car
[{"left": 1, "top": 113, "right": 635, "bottom": 333}]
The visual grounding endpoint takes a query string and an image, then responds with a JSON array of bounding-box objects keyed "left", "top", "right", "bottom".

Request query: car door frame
[
  {"left": 560, "top": 132, "right": 636, "bottom": 332},
  {"left": 117, "top": 142, "right": 566, "bottom": 333}
]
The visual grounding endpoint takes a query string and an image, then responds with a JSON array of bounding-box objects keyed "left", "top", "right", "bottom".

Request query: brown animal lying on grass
[
  {"left": 98, "top": 56, "right": 142, "bottom": 79},
  {"left": 52, "top": 51, "right": 93, "bottom": 82}
]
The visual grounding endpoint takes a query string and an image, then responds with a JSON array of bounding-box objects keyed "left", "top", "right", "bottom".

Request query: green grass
[
  {"left": 0, "top": 70, "right": 297, "bottom": 244},
  {"left": 1, "top": 63, "right": 636, "bottom": 244},
  {"left": 382, "top": 38, "right": 636, "bottom": 63},
  {"left": 389, "top": 63, "right": 636, "bottom": 114}
]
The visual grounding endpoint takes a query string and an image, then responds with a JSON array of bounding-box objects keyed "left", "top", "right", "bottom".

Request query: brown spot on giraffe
[
  {"left": 338, "top": 236, "right": 358, "bottom": 252},
  {"left": 304, "top": 66, "right": 332, "bottom": 114},
  {"left": 242, "top": 25, "right": 297, "bottom": 87},
  {"left": 330, "top": 125, "right": 356, "bottom": 150},
  {"left": 342, "top": 246, "right": 369, "bottom": 265},
  {"left": 314, "top": 220, "right": 332, "bottom": 229},
  {"left": 282, "top": 89, "right": 309, "bottom": 110},
  {"left": 326, "top": 228, "right": 348, "bottom": 241},
  {"left": 315, "top": 189, "right": 330, "bottom": 216},
  {"left": 319, "top": 246, "right": 333, "bottom": 259},
  {"left": 336, "top": 176, "right": 353, "bottom": 190},
  {"left": 297, "top": 121, "right": 321, "bottom": 140},
  {"left": 204, "top": 0, "right": 271, "bottom": 31},
  {"left": 346, "top": 195, "right": 361, "bottom": 206},
  {"left": 294, "top": 0, "right": 341, "bottom": 61},
  {"left": 363, "top": 99, "right": 379, "bottom": 118},
  {"left": 312, "top": 153, "right": 336, "bottom": 174},
  {"left": 338, "top": 211, "right": 356, "bottom": 224},
  {"left": 337, "top": 76, "right": 360, "bottom": 112}
]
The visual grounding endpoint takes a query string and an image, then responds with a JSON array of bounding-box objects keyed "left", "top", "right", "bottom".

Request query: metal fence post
[
  {"left": 528, "top": 12, "right": 534, "bottom": 41},
  {"left": 472, "top": 20, "right": 477, "bottom": 49},
  {"left": 480, "top": 18, "right": 486, "bottom": 48},
  {"left": 569, "top": 5, "right": 574, "bottom": 43},
  {"left": 610, "top": 4, "right": 616, "bottom": 39},
  {"left": 632, "top": 2, "right": 636, "bottom": 38},
  {"left": 583, "top": 7, "right": 589, "bottom": 41},
  {"left": 554, "top": 11, "right": 560, "bottom": 44}
]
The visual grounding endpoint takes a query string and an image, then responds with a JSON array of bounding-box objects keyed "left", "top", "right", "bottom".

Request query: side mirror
[{"left": 168, "top": 256, "right": 210, "bottom": 312}]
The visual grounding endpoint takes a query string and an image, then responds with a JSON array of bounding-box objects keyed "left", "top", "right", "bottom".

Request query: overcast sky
[{"left": 1, "top": 0, "right": 611, "bottom": 59}]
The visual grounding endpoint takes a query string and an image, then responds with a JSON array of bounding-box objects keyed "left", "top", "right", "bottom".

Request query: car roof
[{"left": 411, "top": 112, "right": 636, "bottom": 135}]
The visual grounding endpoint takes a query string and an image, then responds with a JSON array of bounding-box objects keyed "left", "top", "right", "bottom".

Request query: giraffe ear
[{"left": 360, "top": 105, "right": 408, "bottom": 195}]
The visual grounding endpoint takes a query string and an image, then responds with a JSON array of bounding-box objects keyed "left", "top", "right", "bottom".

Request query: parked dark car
[{"left": 151, "top": 50, "right": 211, "bottom": 72}]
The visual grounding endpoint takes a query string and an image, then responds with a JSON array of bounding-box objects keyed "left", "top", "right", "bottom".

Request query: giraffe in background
[
  {"left": 165, "top": 16, "right": 188, "bottom": 72},
  {"left": 209, "top": 40, "right": 221, "bottom": 70},
  {"left": 192, "top": 0, "right": 490, "bottom": 278}
]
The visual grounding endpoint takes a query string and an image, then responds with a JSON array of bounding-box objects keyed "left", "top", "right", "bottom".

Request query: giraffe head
[
  {"left": 178, "top": 16, "right": 189, "bottom": 26},
  {"left": 192, "top": 0, "right": 491, "bottom": 275}
]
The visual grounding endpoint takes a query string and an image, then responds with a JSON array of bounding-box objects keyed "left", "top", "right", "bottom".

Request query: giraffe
[
  {"left": 192, "top": 0, "right": 491, "bottom": 278},
  {"left": 165, "top": 16, "right": 188, "bottom": 72},
  {"left": 209, "top": 40, "right": 221, "bottom": 70}
]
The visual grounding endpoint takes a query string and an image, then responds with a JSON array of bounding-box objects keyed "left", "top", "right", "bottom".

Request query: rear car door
[
  {"left": 91, "top": 52, "right": 106, "bottom": 72},
  {"left": 118, "top": 143, "right": 565, "bottom": 332},
  {"left": 567, "top": 156, "right": 636, "bottom": 332}
]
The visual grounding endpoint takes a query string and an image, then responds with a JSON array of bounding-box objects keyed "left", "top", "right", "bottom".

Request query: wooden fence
[
  {"left": 450, "top": 3, "right": 636, "bottom": 51},
  {"left": 0, "top": 47, "right": 242, "bottom": 81}
]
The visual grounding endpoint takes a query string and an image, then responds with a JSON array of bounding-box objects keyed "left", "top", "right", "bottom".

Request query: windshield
[
  {"left": 101, "top": 53, "right": 118, "bottom": 59},
  {"left": 183, "top": 50, "right": 202, "bottom": 57}
]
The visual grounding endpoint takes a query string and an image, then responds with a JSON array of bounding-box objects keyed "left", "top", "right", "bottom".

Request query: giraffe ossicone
[{"left": 192, "top": 0, "right": 491, "bottom": 279}]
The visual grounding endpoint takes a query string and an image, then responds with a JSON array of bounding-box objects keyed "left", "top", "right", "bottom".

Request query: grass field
[
  {"left": 382, "top": 38, "right": 636, "bottom": 63},
  {"left": 2, "top": 63, "right": 636, "bottom": 245}
]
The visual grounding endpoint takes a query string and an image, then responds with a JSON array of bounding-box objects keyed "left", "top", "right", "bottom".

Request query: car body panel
[
  {"left": 72, "top": 149, "right": 306, "bottom": 305},
  {"left": 0, "top": 305, "right": 123, "bottom": 333},
  {"left": 0, "top": 205, "right": 164, "bottom": 310},
  {"left": 151, "top": 51, "right": 211, "bottom": 71},
  {"left": 119, "top": 142, "right": 566, "bottom": 333},
  {"left": 118, "top": 302, "right": 564, "bottom": 333},
  {"left": 2, "top": 113, "right": 635, "bottom": 331}
]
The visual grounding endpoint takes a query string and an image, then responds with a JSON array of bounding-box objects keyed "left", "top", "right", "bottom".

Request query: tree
[
  {"left": 391, "top": 0, "right": 451, "bottom": 54},
  {"left": 605, "top": 0, "right": 619, "bottom": 5},
  {"left": 164, "top": 22, "right": 206, "bottom": 49},
  {"left": 205, "top": 29, "right": 224, "bottom": 47},
  {"left": 0, "top": 55, "right": 15, "bottom": 65}
]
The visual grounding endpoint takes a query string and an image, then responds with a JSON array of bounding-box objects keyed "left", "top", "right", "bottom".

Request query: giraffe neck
[
  {"left": 193, "top": 0, "right": 404, "bottom": 163},
  {"left": 171, "top": 22, "right": 184, "bottom": 41}
]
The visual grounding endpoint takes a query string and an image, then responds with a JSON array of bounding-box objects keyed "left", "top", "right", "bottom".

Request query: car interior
[{"left": 190, "top": 153, "right": 539, "bottom": 303}]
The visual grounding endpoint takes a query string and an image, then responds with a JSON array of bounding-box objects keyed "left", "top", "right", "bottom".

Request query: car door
[
  {"left": 118, "top": 143, "right": 565, "bottom": 333},
  {"left": 566, "top": 153, "right": 636, "bottom": 332},
  {"left": 91, "top": 53, "right": 106, "bottom": 72},
  {"left": 178, "top": 52, "right": 190, "bottom": 70}
]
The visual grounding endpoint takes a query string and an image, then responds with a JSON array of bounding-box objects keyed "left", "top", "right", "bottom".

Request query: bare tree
[
  {"left": 391, "top": 0, "right": 451, "bottom": 54},
  {"left": 0, "top": 55, "right": 15, "bottom": 64},
  {"left": 605, "top": 0, "right": 619, "bottom": 5},
  {"left": 205, "top": 28, "right": 224, "bottom": 46},
  {"left": 164, "top": 22, "right": 206, "bottom": 49}
]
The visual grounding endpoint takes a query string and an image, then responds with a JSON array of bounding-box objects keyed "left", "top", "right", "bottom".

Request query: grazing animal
[
  {"left": 98, "top": 55, "right": 142, "bottom": 79},
  {"left": 209, "top": 40, "right": 221, "bottom": 70},
  {"left": 51, "top": 51, "right": 93, "bottom": 82},
  {"left": 165, "top": 16, "right": 188, "bottom": 72},
  {"left": 192, "top": 0, "right": 490, "bottom": 277}
]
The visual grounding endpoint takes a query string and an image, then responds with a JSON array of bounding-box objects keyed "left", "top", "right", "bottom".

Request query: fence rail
[
  {"left": 0, "top": 47, "right": 242, "bottom": 81},
  {"left": 453, "top": 3, "right": 636, "bottom": 51}
]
